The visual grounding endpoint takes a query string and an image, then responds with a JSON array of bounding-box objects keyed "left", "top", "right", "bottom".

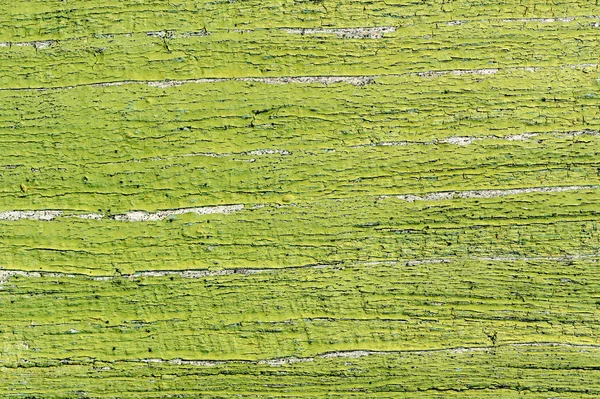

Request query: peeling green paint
[
  {"left": 2, "top": 259, "right": 600, "bottom": 361},
  {"left": 2, "top": 344, "right": 600, "bottom": 398},
  {"left": 1, "top": 68, "right": 599, "bottom": 212},
  {"left": 1, "top": 22, "right": 599, "bottom": 88},
  {"left": 1, "top": 190, "right": 600, "bottom": 274},
  {"left": 1, "top": 0, "right": 600, "bottom": 397}
]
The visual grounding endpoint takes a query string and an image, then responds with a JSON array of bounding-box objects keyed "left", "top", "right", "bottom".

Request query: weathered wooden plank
[
  {"left": 1, "top": 68, "right": 599, "bottom": 212},
  {"left": 2, "top": 259, "right": 600, "bottom": 361},
  {"left": 0, "top": 189, "right": 599, "bottom": 274},
  {"left": 1, "top": 21, "right": 599, "bottom": 88},
  {"left": 1, "top": 0, "right": 599, "bottom": 396},
  {"left": 1, "top": 0, "right": 599, "bottom": 41},
  {"left": 2, "top": 344, "right": 600, "bottom": 397},
  {"left": 2, "top": 136, "right": 599, "bottom": 212}
]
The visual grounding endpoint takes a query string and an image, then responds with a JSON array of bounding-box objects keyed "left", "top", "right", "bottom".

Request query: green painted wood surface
[{"left": 1, "top": 0, "right": 600, "bottom": 397}]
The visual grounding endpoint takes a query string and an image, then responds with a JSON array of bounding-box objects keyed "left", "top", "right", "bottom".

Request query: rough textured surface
[{"left": 1, "top": 0, "right": 600, "bottom": 397}]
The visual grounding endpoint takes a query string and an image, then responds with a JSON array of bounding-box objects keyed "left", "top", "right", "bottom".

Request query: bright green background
[{"left": 1, "top": 1, "right": 599, "bottom": 397}]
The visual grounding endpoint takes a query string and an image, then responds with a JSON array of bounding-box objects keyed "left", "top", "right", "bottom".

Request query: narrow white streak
[
  {"left": 502, "top": 17, "right": 576, "bottom": 23},
  {"left": 0, "top": 210, "right": 63, "bottom": 221},
  {"left": 0, "top": 268, "right": 266, "bottom": 285},
  {"left": 89, "top": 80, "right": 147, "bottom": 88},
  {"left": 383, "top": 185, "right": 598, "bottom": 202},
  {"left": 133, "top": 268, "right": 266, "bottom": 278},
  {"left": 111, "top": 204, "right": 244, "bottom": 222},
  {"left": 142, "top": 357, "right": 314, "bottom": 367},
  {"left": 0, "top": 40, "right": 54, "bottom": 49},
  {"left": 415, "top": 70, "right": 448, "bottom": 78},
  {"left": 372, "top": 141, "right": 409, "bottom": 147},
  {"left": 443, "top": 16, "right": 599, "bottom": 26},
  {"left": 258, "top": 357, "right": 314, "bottom": 366},
  {"left": 417, "top": 68, "right": 499, "bottom": 78},
  {"left": 120, "top": 262, "right": 342, "bottom": 278},
  {"left": 556, "top": 129, "right": 600, "bottom": 137},
  {"left": 0, "top": 270, "right": 39, "bottom": 283},
  {"left": 354, "top": 259, "right": 450, "bottom": 267},
  {"left": 179, "top": 31, "right": 210, "bottom": 38},
  {"left": 354, "top": 130, "right": 600, "bottom": 148},
  {"left": 33, "top": 41, "right": 54, "bottom": 49},
  {"left": 452, "top": 68, "right": 498, "bottom": 76},
  {"left": 89, "top": 276, "right": 113, "bottom": 281},
  {"left": 146, "top": 30, "right": 175, "bottom": 38},
  {"left": 178, "top": 152, "right": 221, "bottom": 158},
  {"left": 0, "top": 270, "right": 112, "bottom": 282},
  {"left": 146, "top": 30, "right": 209, "bottom": 38},
  {"left": 76, "top": 213, "right": 104, "bottom": 220},
  {"left": 0, "top": 205, "right": 244, "bottom": 222},
  {"left": 351, "top": 138, "right": 466, "bottom": 148},
  {"left": 172, "top": 149, "right": 292, "bottom": 159},
  {"left": 416, "top": 64, "right": 595, "bottom": 79},
  {"left": 0, "top": 262, "right": 348, "bottom": 283},
  {"left": 504, "top": 133, "right": 539, "bottom": 141},
  {"left": 245, "top": 149, "right": 291, "bottom": 156},
  {"left": 477, "top": 254, "right": 600, "bottom": 262},
  {"left": 439, "top": 136, "right": 478, "bottom": 146},
  {"left": 143, "top": 76, "right": 373, "bottom": 88},
  {"left": 321, "top": 350, "right": 389, "bottom": 358},
  {"left": 509, "top": 342, "right": 600, "bottom": 349},
  {"left": 283, "top": 26, "right": 396, "bottom": 39},
  {"left": 131, "top": 342, "right": 600, "bottom": 368},
  {"left": 447, "top": 20, "right": 468, "bottom": 26},
  {"left": 0, "top": 263, "right": 344, "bottom": 284},
  {"left": 93, "top": 34, "right": 115, "bottom": 39},
  {"left": 315, "top": 342, "right": 600, "bottom": 359},
  {"left": 167, "top": 358, "right": 224, "bottom": 366},
  {"left": 569, "top": 63, "right": 598, "bottom": 69},
  {"left": 403, "top": 259, "right": 449, "bottom": 267},
  {"left": 147, "top": 78, "right": 228, "bottom": 88},
  {"left": 237, "top": 76, "right": 375, "bottom": 86},
  {"left": 447, "top": 347, "right": 491, "bottom": 354},
  {"left": 89, "top": 79, "right": 228, "bottom": 88}
]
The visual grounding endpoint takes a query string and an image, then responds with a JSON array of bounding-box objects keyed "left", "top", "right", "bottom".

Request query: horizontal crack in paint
[
  {"left": 3, "top": 255, "right": 600, "bottom": 281},
  {"left": 2, "top": 64, "right": 597, "bottom": 91},
  {"left": 127, "top": 342, "right": 600, "bottom": 367},
  {"left": 352, "top": 129, "right": 600, "bottom": 148},
  {"left": 0, "top": 205, "right": 244, "bottom": 222},
  {"left": 283, "top": 26, "right": 396, "bottom": 38},
  {"left": 380, "top": 185, "right": 600, "bottom": 202}
]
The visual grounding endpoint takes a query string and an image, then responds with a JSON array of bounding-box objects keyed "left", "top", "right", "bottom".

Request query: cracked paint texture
[{"left": 0, "top": 0, "right": 600, "bottom": 397}]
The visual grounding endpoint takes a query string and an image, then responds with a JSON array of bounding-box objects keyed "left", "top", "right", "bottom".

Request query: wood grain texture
[{"left": 1, "top": 0, "right": 599, "bottom": 397}]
